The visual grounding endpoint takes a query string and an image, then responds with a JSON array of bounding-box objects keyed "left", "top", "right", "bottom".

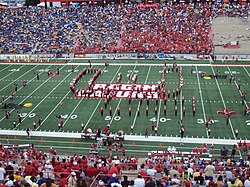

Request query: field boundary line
[
  {"left": 1, "top": 62, "right": 250, "bottom": 67},
  {"left": 196, "top": 66, "right": 209, "bottom": 138},
  {"left": 83, "top": 66, "right": 122, "bottom": 130},
  {"left": 0, "top": 129, "right": 242, "bottom": 145}
]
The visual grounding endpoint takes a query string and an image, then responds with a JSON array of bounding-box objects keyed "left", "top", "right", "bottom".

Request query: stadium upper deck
[{"left": 0, "top": 3, "right": 248, "bottom": 55}]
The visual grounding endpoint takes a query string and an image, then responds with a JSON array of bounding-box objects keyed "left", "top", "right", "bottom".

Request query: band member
[
  {"left": 14, "top": 82, "right": 17, "bottom": 92},
  {"left": 237, "top": 80, "right": 241, "bottom": 90},
  {"left": 183, "top": 106, "right": 186, "bottom": 116},
  {"left": 175, "top": 106, "right": 178, "bottom": 116},
  {"left": 109, "top": 107, "right": 112, "bottom": 116},
  {"left": 164, "top": 106, "right": 167, "bottom": 116},
  {"left": 174, "top": 97, "right": 177, "bottom": 105},
  {"left": 117, "top": 107, "right": 120, "bottom": 116},
  {"left": 154, "top": 107, "right": 157, "bottom": 115},
  {"left": 100, "top": 107, "right": 104, "bottom": 116},
  {"left": 229, "top": 75, "right": 233, "bottom": 83},
  {"left": 36, "top": 71, "right": 39, "bottom": 80},
  {"left": 5, "top": 110, "right": 10, "bottom": 119},
  {"left": 22, "top": 80, "right": 27, "bottom": 87},
  {"left": 129, "top": 107, "right": 132, "bottom": 116},
  {"left": 180, "top": 126, "right": 185, "bottom": 138}
]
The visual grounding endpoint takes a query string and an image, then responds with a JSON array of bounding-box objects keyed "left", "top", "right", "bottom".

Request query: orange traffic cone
[
  {"left": 132, "top": 141, "right": 135, "bottom": 147},
  {"left": 72, "top": 139, "right": 76, "bottom": 144},
  {"left": 158, "top": 143, "right": 163, "bottom": 148},
  {"left": 40, "top": 138, "right": 44, "bottom": 142},
  {"left": 14, "top": 136, "right": 17, "bottom": 141}
]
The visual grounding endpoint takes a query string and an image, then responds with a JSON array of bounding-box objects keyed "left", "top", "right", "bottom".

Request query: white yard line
[
  {"left": 0, "top": 65, "right": 64, "bottom": 123},
  {"left": 35, "top": 90, "right": 71, "bottom": 130},
  {"left": 61, "top": 66, "right": 106, "bottom": 128},
  {"left": 14, "top": 65, "right": 71, "bottom": 128},
  {"left": 0, "top": 65, "right": 40, "bottom": 105},
  {"left": 35, "top": 62, "right": 77, "bottom": 129},
  {"left": 131, "top": 65, "right": 151, "bottom": 129},
  {"left": 109, "top": 66, "right": 137, "bottom": 126},
  {"left": 156, "top": 100, "right": 162, "bottom": 131},
  {"left": 210, "top": 66, "right": 236, "bottom": 139},
  {"left": 0, "top": 64, "right": 12, "bottom": 73},
  {"left": 243, "top": 66, "right": 250, "bottom": 77},
  {"left": 83, "top": 66, "right": 122, "bottom": 130},
  {"left": 0, "top": 65, "right": 25, "bottom": 82},
  {"left": 0, "top": 65, "right": 38, "bottom": 93},
  {"left": 196, "top": 66, "right": 209, "bottom": 138},
  {"left": 227, "top": 67, "right": 249, "bottom": 108}
]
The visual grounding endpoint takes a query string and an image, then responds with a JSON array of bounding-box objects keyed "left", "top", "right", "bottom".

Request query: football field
[{"left": 0, "top": 59, "right": 249, "bottom": 155}]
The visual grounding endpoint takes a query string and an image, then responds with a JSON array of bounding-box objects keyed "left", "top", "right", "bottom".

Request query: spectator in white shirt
[
  {"left": 134, "top": 174, "right": 145, "bottom": 187},
  {"left": 171, "top": 174, "right": 181, "bottom": 185},
  {"left": 0, "top": 163, "right": 6, "bottom": 183},
  {"left": 146, "top": 165, "right": 157, "bottom": 176},
  {"left": 244, "top": 176, "right": 250, "bottom": 187}
]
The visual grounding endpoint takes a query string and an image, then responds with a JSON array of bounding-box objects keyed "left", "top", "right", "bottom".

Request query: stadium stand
[
  {"left": 0, "top": 4, "right": 249, "bottom": 55},
  {"left": 0, "top": 142, "right": 249, "bottom": 187}
]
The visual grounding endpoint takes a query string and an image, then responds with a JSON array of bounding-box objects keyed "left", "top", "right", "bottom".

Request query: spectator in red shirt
[
  {"left": 59, "top": 174, "right": 67, "bottom": 187},
  {"left": 24, "top": 162, "right": 36, "bottom": 177}
]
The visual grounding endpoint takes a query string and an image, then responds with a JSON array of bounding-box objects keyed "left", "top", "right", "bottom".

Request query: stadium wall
[{"left": 1, "top": 53, "right": 250, "bottom": 61}]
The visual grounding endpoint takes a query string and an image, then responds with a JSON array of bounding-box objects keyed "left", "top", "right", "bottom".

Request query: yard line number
[
  {"left": 19, "top": 113, "right": 78, "bottom": 120},
  {"left": 105, "top": 116, "right": 121, "bottom": 121}
]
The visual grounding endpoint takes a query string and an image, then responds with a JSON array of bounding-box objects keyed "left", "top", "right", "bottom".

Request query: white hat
[
  {"left": 6, "top": 180, "right": 13, "bottom": 187},
  {"left": 98, "top": 180, "right": 104, "bottom": 185},
  {"left": 71, "top": 172, "right": 76, "bottom": 176},
  {"left": 98, "top": 163, "right": 102, "bottom": 168},
  {"left": 27, "top": 180, "right": 33, "bottom": 186},
  {"left": 115, "top": 160, "right": 120, "bottom": 165},
  {"left": 112, "top": 173, "right": 116, "bottom": 178},
  {"left": 73, "top": 161, "right": 77, "bottom": 166}
]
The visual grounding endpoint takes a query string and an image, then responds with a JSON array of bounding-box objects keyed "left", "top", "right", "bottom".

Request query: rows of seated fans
[
  {"left": 0, "top": 144, "right": 138, "bottom": 187},
  {"left": 0, "top": 143, "right": 250, "bottom": 187},
  {"left": 0, "top": 4, "right": 248, "bottom": 54}
]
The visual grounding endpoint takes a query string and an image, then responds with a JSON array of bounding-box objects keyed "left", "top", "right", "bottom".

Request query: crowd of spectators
[
  {"left": 0, "top": 141, "right": 250, "bottom": 187},
  {"left": 0, "top": 3, "right": 249, "bottom": 55}
]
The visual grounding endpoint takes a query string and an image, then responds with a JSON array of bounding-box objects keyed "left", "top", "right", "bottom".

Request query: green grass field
[{"left": 0, "top": 60, "right": 249, "bottom": 156}]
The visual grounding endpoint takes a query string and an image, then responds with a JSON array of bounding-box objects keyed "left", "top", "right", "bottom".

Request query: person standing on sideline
[
  {"left": 100, "top": 107, "right": 104, "bottom": 116},
  {"left": 14, "top": 82, "right": 17, "bottom": 92},
  {"left": 144, "top": 129, "right": 148, "bottom": 138},
  {"left": 13, "top": 121, "right": 16, "bottom": 128},
  {"left": 235, "top": 129, "right": 238, "bottom": 138},
  {"left": 180, "top": 126, "right": 185, "bottom": 139},
  {"left": 208, "top": 128, "right": 211, "bottom": 137},
  {"left": 26, "top": 128, "right": 30, "bottom": 139},
  {"left": 36, "top": 71, "right": 39, "bottom": 80},
  {"left": 33, "top": 121, "right": 36, "bottom": 129},
  {"left": 0, "top": 163, "right": 6, "bottom": 183}
]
